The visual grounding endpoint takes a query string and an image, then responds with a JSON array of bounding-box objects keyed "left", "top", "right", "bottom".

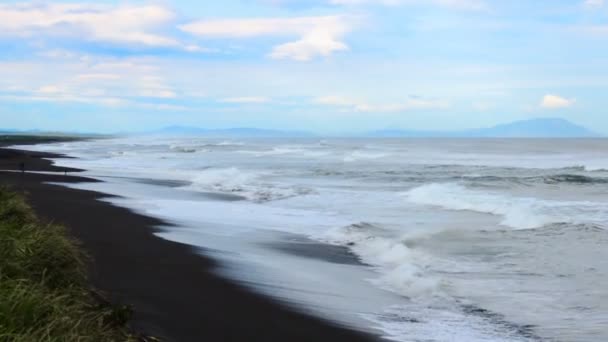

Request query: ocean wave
[
  {"left": 534, "top": 174, "right": 608, "bottom": 184},
  {"left": 235, "top": 146, "right": 301, "bottom": 156},
  {"left": 185, "top": 167, "right": 313, "bottom": 202},
  {"left": 320, "top": 222, "right": 542, "bottom": 341},
  {"left": 403, "top": 183, "right": 608, "bottom": 230},
  {"left": 169, "top": 141, "right": 244, "bottom": 153},
  {"left": 549, "top": 164, "right": 608, "bottom": 172},
  {"left": 461, "top": 173, "right": 608, "bottom": 185},
  {"left": 169, "top": 145, "right": 201, "bottom": 153},
  {"left": 531, "top": 222, "right": 607, "bottom": 235},
  {"left": 343, "top": 151, "right": 389, "bottom": 162},
  {"left": 321, "top": 222, "right": 441, "bottom": 297},
  {"left": 215, "top": 140, "right": 245, "bottom": 146},
  {"left": 109, "top": 150, "right": 139, "bottom": 157},
  {"left": 365, "top": 303, "right": 534, "bottom": 342}
]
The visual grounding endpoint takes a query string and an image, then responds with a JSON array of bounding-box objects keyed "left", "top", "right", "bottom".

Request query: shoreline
[{"left": 0, "top": 146, "right": 380, "bottom": 341}]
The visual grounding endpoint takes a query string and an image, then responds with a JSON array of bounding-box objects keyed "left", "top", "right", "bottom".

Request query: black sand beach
[{"left": 0, "top": 145, "right": 379, "bottom": 342}]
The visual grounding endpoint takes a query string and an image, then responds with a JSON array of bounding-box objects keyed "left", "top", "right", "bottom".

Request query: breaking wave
[
  {"left": 462, "top": 173, "right": 608, "bottom": 185},
  {"left": 531, "top": 174, "right": 608, "bottom": 184},
  {"left": 321, "top": 222, "right": 441, "bottom": 297},
  {"left": 169, "top": 141, "right": 244, "bottom": 153},
  {"left": 185, "top": 167, "right": 313, "bottom": 202},
  {"left": 343, "top": 151, "right": 389, "bottom": 162},
  {"left": 403, "top": 183, "right": 608, "bottom": 230}
]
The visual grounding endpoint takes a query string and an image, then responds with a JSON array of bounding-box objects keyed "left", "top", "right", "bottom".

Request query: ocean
[{"left": 23, "top": 137, "right": 608, "bottom": 342}]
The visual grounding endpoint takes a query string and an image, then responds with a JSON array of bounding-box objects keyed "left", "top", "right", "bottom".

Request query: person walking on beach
[{"left": 19, "top": 162, "right": 25, "bottom": 175}]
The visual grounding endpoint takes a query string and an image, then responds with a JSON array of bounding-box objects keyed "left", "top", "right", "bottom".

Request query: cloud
[
  {"left": 179, "top": 16, "right": 352, "bottom": 61},
  {"left": 38, "top": 49, "right": 81, "bottom": 60},
  {"left": 220, "top": 96, "right": 272, "bottom": 103},
  {"left": 315, "top": 95, "right": 354, "bottom": 106},
  {"left": 328, "top": 0, "right": 487, "bottom": 10},
  {"left": 540, "top": 94, "right": 576, "bottom": 109},
  {"left": 583, "top": 0, "right": 604, "bottom": 8},
  {"left": 0, "top": 3, "right": 191, "bottom": 49},
  {"left": 269, "top": 30, "right": 348, "bottom": 61},
  {"left": 328, "top": 0, "right": 402, "bottom": 5},
  {"left": 314, "top": 95, "right": 449, "bottom": 112},
  {"left": 136, "top": 76, "right": 177, "bottom": 98},
  {"left": 37, "top": 85, "right": 63, "bottom": 94},
  {"left": 0, "top": 56, "right": 180, "bottom": 109},
  {"left": 75, "top": 74, "right": 121, "bottom": 81},
  {"left": 2, "top": 92, "right": 188, "bottom": 111}
]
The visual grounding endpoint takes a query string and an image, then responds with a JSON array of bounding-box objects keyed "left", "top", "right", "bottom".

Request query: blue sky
[{"left": 0, "top": 0, "right": 607, "bottom": 133}]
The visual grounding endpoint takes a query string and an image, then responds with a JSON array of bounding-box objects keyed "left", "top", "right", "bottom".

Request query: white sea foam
[
  {"left": 259, "top": 147, "right": 306, "bottom": 156},
  {"left": 404, "top": 183, "right": 608, "bottom": 230},
  {"left": 366, "top": 304, "right": 532, "bottom": 342},
  {"left": 343, "top": 151, "right": 388, "bottom": 162},
  {"left": 216, "top": 140, "right": 244, "bottom": 146},
  {"left": 185, "top": 167, "right": 313, "bottom": 202},
  {"left": 168, "top": 140, "right": 243, "bottom": 153},
  {"left": 321, "top": 223, "right": 441, "bottom": 298}
]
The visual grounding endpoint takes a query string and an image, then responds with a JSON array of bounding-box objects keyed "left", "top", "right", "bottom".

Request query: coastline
[{"left": 0, "top": 146, "right": 380, "bottom": 342}]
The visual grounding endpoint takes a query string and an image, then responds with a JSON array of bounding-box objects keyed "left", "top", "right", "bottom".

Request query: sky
[{"left": 0, "top": 0, "right": 607, "bottom": 134}]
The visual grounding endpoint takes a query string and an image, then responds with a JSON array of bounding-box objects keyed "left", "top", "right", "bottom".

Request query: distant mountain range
[
  {"left": 156, "top": 126, "right": 314, "bottom": 137},
  {"left": 156, "top": 118, "right": 599, "bottom": 138},
  {"left": 368, "top": 118, "right": 600, "bottom": 138},
  {"left": 1, "top": 118, "right": 601, "bottom": 138}
]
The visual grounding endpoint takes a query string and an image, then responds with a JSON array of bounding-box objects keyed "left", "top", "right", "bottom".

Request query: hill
[{"left": 369, "top": 118, "right": 599, "bottom": 138}]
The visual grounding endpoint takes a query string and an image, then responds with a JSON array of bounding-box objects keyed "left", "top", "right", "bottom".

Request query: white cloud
[
  {"left": 141, "top": 103, "right": 190, "bottom": 111},
  {"left": 314, "top": 95, "right": 448, "bottom": 112},
  {"left": 38, "top": 49, "right": 80, "bottom": 60},
  {"left": 432, "top": 0, "right": 487, "bottom": 10},
  {"left": 3, "top": 92, "right": 189, "bottom": 111},
  {"left": 184, "top": 44, "right": 218, "bottom": 53},
  {"left": 136, "top": 75, "right": 177, "bottom": 98},
  {"left": 270, "top": 28, "right": 348, "bottom": 60},
  {"left": 329, "top": 0, "right": 487, "bottom": 10},
  {"left": 37, "top": 85, "right": 63, "bottom": 94},
  {"left": 179, "top": 16, "right": 352, "bottom": 61},
  {"left": 220, "top": 96, "right": 272, "bottom": 103},
  {"left": 315, "top": 95, "right": 354, "bottom": 106},
  {"left": 3, "top": 92, "right": 129, "bottom": 107},
  {"left": 0, "top": 56, "right": 180, "bottom": 108},
  {"left": 329, "top": 0, "right": 402, "bottom": 5},
  {"left": 0, "top": 3, "right": 198, "bottom": 49},
  {"left": 540, "top": 94, "right": 576, "bottom": 109},
  {"left": 584, "top": 0, "right": 604, "bottom": 9},
  {"left": 75, "top": 74, "right": 121, "bottom": 81}
]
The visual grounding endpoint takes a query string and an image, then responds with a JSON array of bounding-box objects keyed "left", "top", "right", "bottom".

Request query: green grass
[{"left": 0, "top": 187, "right": 135, "bottom": 341}]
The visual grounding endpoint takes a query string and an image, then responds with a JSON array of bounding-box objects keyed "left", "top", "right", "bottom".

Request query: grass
[{"left": 0, "top": 187, "right": 135, "bottom": 341}]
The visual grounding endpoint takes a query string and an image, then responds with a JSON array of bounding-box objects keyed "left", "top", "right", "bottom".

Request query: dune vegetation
[{"left": 0, "top": 187, "right": 134, "bottom": 341}]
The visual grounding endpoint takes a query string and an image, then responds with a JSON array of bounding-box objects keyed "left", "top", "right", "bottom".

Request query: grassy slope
[{"left": 0, "top": 187, "right": 133, "bottom": 341}]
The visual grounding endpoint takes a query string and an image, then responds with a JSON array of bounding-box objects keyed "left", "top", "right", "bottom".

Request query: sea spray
[{"left": 321, "top": 222, "right": 442, "bottom": 298}]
